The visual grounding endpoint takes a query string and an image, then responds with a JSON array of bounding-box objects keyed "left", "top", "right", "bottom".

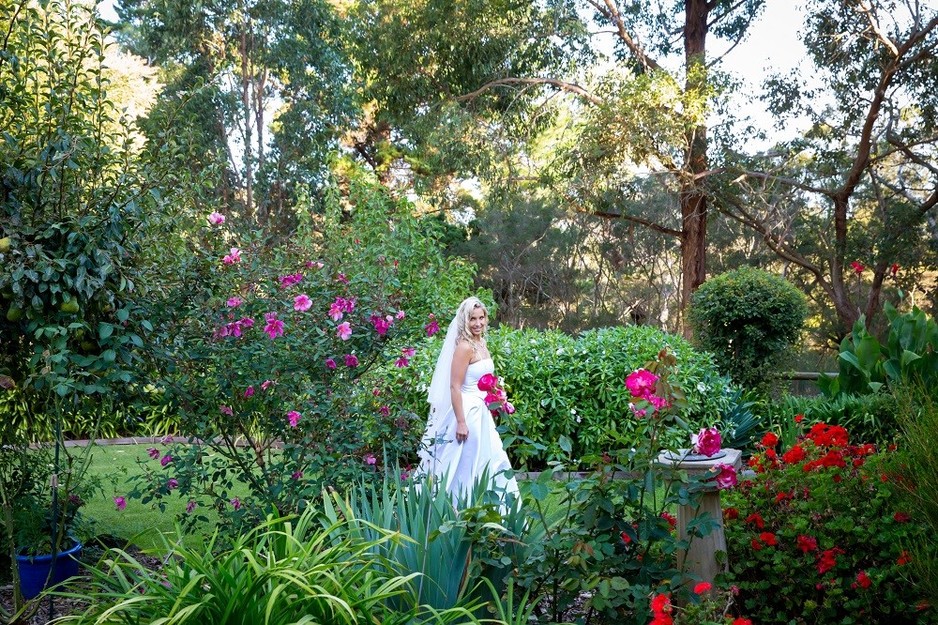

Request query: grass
[{"left": 80, "top": 444, "right": 177, "bottom": 553}]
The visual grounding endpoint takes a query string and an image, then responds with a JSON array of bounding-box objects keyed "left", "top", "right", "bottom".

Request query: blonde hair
[{"left": 454, "top": 296, "right": 488, "bottom": 345}]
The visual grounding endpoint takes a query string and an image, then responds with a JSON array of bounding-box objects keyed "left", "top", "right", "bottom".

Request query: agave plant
[{"left": 54, "top": 509, "right": 489, "bottom": 625}]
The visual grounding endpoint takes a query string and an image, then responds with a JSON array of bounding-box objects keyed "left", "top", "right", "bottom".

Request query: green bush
[
  {"left": 385, "top": 324, "right": 734, "bottom": 469},
  {"left": 766, "top": 393, "right": 899, "bottom": 446},
  {"left": 723, "top": 421, "right": 934, "bottom": 624},
  {"left": 689, "top": 267, "right": 808, "bottom": 389}
]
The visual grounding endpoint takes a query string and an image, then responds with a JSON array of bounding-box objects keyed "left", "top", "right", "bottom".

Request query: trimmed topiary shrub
[{"left": 689, "top": 267, "right": 808, "bottom": 389}]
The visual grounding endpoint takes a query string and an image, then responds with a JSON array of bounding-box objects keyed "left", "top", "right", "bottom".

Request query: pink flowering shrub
[
  {"left": 722, "top": 417, "right": 935, "bottom": 623},
  {"left": 128, "top": 180, "right": 474, "bottom": 532}
]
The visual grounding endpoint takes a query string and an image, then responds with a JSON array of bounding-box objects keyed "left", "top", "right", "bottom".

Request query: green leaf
[{"left": 98, "top": 322, "right": 114, "bottom": 339}]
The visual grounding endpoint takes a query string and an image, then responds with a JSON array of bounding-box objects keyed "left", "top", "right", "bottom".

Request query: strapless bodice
[{"left": 461, "top": 357, "right": 495, "bottom": 394}]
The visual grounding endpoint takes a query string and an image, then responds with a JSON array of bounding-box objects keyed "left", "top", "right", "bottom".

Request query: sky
[{"left": 96, "top": 0, "right": 810, "bottom": 146}]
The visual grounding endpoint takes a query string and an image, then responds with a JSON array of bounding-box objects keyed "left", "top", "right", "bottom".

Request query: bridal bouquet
[{"left": 478, "top": 373, "right": 515, "bottom": 418}]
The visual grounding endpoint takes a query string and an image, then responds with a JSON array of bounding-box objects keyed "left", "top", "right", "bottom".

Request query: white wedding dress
[{"left": 417, "top": 357, "right": 519, "bottom": 501}]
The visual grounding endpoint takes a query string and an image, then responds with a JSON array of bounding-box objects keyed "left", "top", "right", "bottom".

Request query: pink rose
[
  {"left": 477, "top": 373, "right": 498, "bottom": 392},
  {"left": 625, "top": 368, "right": 658, "bottom": 399},
  {"left": 692, "top": 427, "right": 722, "bottom": 457},
  {"left": 713, "top": 463, "right": 738, "bottom": 489}
]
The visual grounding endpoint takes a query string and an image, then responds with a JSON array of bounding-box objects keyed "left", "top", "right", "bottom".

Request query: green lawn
[{"left": 81, "top": 444, "right": 177, "bottom": 552}]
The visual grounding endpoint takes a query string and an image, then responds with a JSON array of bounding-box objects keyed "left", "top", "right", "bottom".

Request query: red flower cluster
[
  {"left": 805, "top": 423, "right": 849, "bottom": 447},
  {"left": 649, "top": 593, "right": 673, "bottom": 625}
]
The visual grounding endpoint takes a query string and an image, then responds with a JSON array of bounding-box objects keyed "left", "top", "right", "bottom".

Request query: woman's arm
[{"left": 450, "top": 340, "right": 472, "bottom": 443}]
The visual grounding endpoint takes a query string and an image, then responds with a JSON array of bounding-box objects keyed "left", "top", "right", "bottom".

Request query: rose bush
[{"left": 722, "top": 417, "right": 935, "bottom": 624}]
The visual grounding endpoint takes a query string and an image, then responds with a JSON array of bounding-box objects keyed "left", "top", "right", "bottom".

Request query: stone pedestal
[{"left": 655, "top": 448, "right": 742, "bottom": 586}]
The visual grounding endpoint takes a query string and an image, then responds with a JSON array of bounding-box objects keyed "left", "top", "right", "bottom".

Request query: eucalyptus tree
[
  {"left": 718, "top": 0, "right": 938, "bottom": 336},
  {"left": 114, "top": 0, "right": 354, "bottom": 226},
  {"left": 347, "top": 0, "right": 766, "bottom": 331}
]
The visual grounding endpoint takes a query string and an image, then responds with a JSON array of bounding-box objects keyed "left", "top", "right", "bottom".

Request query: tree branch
[
  {"left": 584, "top": 0, "right": 663, "bottom": 72},
  {"left": 455, "top": 77, "right": 605, "bottom": 106},
  {"left": 590, "top": 208, "right": 682, "bottom": 237}
]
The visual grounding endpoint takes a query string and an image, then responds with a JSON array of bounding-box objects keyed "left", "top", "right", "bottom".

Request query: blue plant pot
[{"left": 15, "top": 540, "right": 83, "bottom": 600}]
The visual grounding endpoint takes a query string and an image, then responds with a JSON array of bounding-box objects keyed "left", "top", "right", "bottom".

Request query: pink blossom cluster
[
  {"left": 329, "top": 296, "right": 357, "bottom": 321},
  {"left": 214, "top": 316, "right": 255, "bottom": 339},
  {"left": 478, "top": 373, "right": 516, "bottom": 416},
  {"left": 222, "top": 247, "right": 241, "bottom": 265},
  {"left": 207, "top": 211, "right": 225, "bottom": 225},
  {"left": 278, "top": 272, "right": 304, "bottom": 288},
  {"left": 371, "top": 313, "right": 394, "bottom": 336},
  {"left": 624, "top": 368, "right": 670, "bottom": 417},
  {"left": 263, "top": 312, "right": 285, "bottom": 339},
  {"left": 424, "top": 314, "right": 440, "bottom": 337}
]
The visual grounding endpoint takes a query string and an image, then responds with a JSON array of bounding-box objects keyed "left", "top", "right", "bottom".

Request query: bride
[{"left": 417, "top": 297, "right": 519, "bottom": 501}]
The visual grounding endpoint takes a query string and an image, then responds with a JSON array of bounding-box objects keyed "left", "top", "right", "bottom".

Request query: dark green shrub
[
  {"left": 767, "top": 393, "right": 899, "bottom": 446},
  {"left": 689, "top": 267, "right": 808, "bottom": 389}
]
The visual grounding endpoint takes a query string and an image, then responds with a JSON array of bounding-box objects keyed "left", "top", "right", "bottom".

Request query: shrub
[
  {"left": 689, "top": 267, "right": 807, "bottom": 389},
  {"left": 384, "top": 324, "right": 734, "bottom": 469},
  {"left": 127, "top": 178, "right": 473, "bottom": 534},
  {"left": 766, "top": 392, "right": 900, "bottom": 446},
  {"left": 723, "top": 419, "right": 935, "bottom": 624}
]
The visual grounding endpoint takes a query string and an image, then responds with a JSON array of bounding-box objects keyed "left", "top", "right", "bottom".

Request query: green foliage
[
  {"left": 894, "top": 384, "right": 938, "bottom": 610},
  {"left": 689, "top": 267, "right": 808, "bottom": 389},
  {"left": 0, "top": 0, "right": 158, "bottom": 401},
  {"left": 723, "top": 422, "right": 933, "bottom": 624},
  {"left": 496, "top": 325, "right": 732, "bottom": 467},
  {"left": 57, "top": 510, "right": 490, "bottom": 625},
  {"left": 767, "top": 393, "right": 899, "bottom": 447},
  {"left": 819, "top": 303, "right": 938, "bottom": 397}
]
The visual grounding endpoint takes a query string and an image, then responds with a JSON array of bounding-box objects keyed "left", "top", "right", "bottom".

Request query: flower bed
[{"left": 722, "top": 418, "right": 935, "bottom": 624}]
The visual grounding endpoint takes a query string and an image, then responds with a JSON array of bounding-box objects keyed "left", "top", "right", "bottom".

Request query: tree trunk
[{"left": 680, "top": 0, "right": 710, "bottom": 337}]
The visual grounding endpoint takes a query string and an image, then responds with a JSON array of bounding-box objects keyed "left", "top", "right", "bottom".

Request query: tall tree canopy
[{"left": 719, "top": 0, "right": 938, "bottom": 336}]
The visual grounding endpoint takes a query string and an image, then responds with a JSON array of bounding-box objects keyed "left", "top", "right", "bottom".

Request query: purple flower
[
  {"left": 293, "top": 294, "right": 312, "bottom": 312},
  {"left": 226, "top": 296, "right": 243, "bottom": 308},
  {"left": 287, "top": 410, "right": 302, "bottom": 428},
  {"left": 425, "top": 318, "right": 440, "bottom": 337},
  {"left": 371, "top": 314, "right": 392, "bottom": 336},
  {"left": 114, "top": 496, "right": 126, "bottom": 511},
  {"left": 220, "top": 405, "right": 234, "bottom": 416},
  {"left": 291, "top": 470, "right": 304, "bottom": 480},
  {"left": 244, "top": 385, "right": 255, "bottom": 398},
  {"left": 222, "top": 247, "right": 241, "bottom": 265},
  {"left": 186, "top": 500, "right": 197, "bottom": 514},
  {"left": 402, "top": 347, "right": 416, "bottom": 358},
  {"left": 345, "top": 353, "right": 359, "bottom": 367},
  {"left": 167, "top": 478, "right": 179, "bottom": 490},
  {"left": 207, "top": 211, "right": 225, "bottom": 226},
  {"left": 325, "top": 358, "right": 337, "bottom": 370},
  {"left": 261, "top": 379, "right": 275, "bottom": 390},
  {"left": 147, "top": 447, "right": 160, "bottom": 460},
  {"left": 160, "top": 454, "right": 173, "bottom": 467},
  {"left": 364, "top": 453, "right": 377, "bottom": 466},
  {"left": 396, "top": 310, "right": 406, "bottom": 319},
  {"left": 230, "top": 497, "right": 241, "bottom": 510},
  {"left": 379, "top": 405, "right": 390, "bottom": 416},
  {"left": 395, "top": 357, "right": 409, "bottom": 368}
]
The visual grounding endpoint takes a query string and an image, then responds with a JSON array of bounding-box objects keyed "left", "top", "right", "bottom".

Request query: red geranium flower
[
  {"left": 759, "top": 532, "right": 778, "bottom": 546},
  {"left": 782, "top": 445, "right": 806, "bottom": 464},
  {"left": 760, "top": 431, "right": 779, "bottom": 448},
  {"left": 693, "top": 582, "right": 712, "bottom": 594},
  {"left": 797, "top": 534, "right": 818, "bottom": 553},
  {"left": 897, "top": 550, "right": 912, "bottom": 566},
  {"left": 745, "top": 512, "right": 765, "bottom": 529},
  {"left": 855, "top": 570, "right": 872, "bottom": 589}
]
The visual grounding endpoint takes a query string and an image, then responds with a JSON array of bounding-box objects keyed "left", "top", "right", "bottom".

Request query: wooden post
[{"left": 655, "top": 448, "right": 742, "bottom": 586}]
